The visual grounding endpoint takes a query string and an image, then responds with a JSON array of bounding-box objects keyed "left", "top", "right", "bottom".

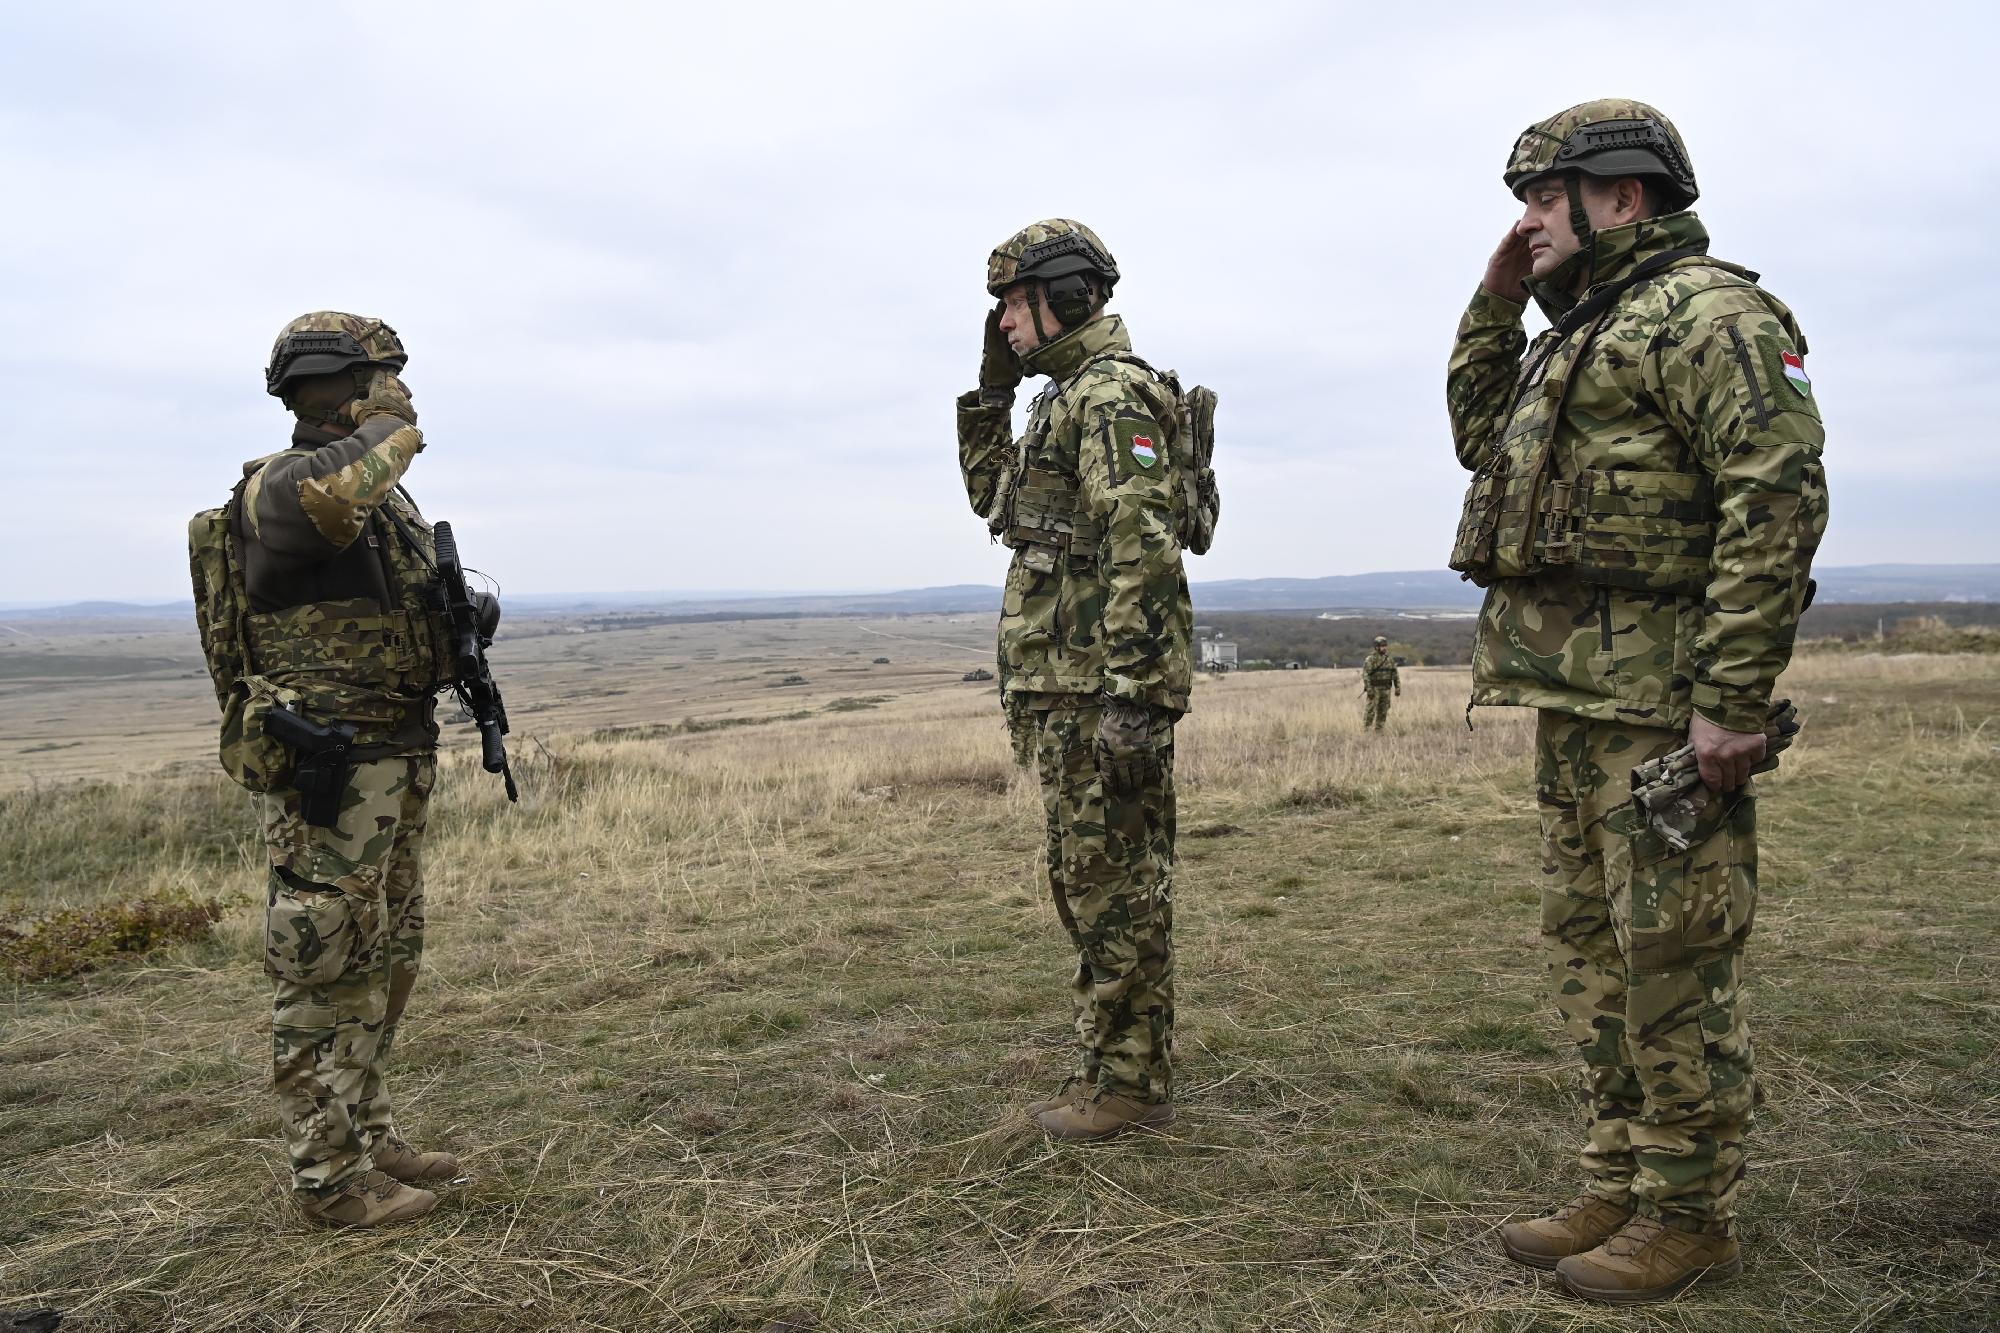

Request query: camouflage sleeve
[
  {"left": 1075, "top": 378, "right": 1184, "bottom": 710},
  {"left": 242, "top": 416, "right": 426, "bottom": 558},
  {"left": 1446, "top": 286, "right": 1530, "bottom": 471},
  {"left": 956, "top": 389, "right": 1014, "bottom": 522},
  {"left": 1648, "top": 287, "right": 1830, "bottom": 733}
]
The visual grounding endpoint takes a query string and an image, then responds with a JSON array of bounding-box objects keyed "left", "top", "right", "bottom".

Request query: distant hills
[{"left": 5, "top": 564, "right": 1998, "bottom": 621}]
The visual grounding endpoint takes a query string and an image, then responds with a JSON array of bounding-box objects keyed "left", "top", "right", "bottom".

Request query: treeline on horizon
[{"left": 1197, "top": 602, "right": 2000, "bottom": 669}]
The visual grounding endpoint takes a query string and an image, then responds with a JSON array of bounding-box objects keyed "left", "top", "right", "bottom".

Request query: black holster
[{"left": 264, "top": 705, "right": 359, "bottom": 828}]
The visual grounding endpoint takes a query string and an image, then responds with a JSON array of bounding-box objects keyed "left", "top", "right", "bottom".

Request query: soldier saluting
[
  {"left": 958, "top": 220, "right": 1215, "bottom": 1140},
  {"left": 190, "top": 314, "right": 497, "bottom": 1226},
  {"left": 1446, "top": 103, "right": 1828, "bottom": 1300}
]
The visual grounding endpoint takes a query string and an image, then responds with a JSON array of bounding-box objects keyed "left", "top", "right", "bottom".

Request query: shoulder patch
[
  {"left": 1753, "top": 330, "right": 1821, "bottom": 420},
  {"left": 1778, "top": 350, "right": 1811, "bottom": 399},
  {"left": 1115, "top": 417, "right": 1164, "bottom": 475}
]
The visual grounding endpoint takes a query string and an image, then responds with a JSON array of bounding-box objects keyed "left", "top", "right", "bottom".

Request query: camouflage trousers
[
  {"left": 260, "top": 754, "right": 434, "bottom": 1194},
  {"left": 1033, "top": 700, "right": 1176, "bottom": 1104},
  {"left": 1534, "top": 711, "right": 1758, "bottom": 1236},
  {"left": 1363, "top": 687, "right": 1394, "bottom": 730}
]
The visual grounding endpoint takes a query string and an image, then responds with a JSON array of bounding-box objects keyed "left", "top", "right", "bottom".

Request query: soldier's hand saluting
[
  {"left": 345, "top": 366, "right": 419, "bottom": 429},
  {"left": 1481, "top": 225, "right": 1535, "bottom": 302},
  {"left": 978, "top": 304, "right": 1023, "bottom": 407}
]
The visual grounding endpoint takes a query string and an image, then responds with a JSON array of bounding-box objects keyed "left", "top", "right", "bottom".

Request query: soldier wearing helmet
[
  {"left": 214, "top": 313, "right": 468, "bottom": 1226},
  {"left": 959, "top": 219, "right": 1196, "bottom": 1141},
  {"left": 1446, "top": 102, "right": 1829, "bottom": 1299},
  {"left": 1361, "top": 635, "right": 1399, "bottom": 732}
]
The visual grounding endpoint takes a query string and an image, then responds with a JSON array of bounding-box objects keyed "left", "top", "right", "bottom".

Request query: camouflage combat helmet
[
  {"left": 987, "top": 218, "right": 1119, "bottom": 298},
  {"left": 1373, "top": 635, "right": 1389, "bottom": 646},
  {"left": 1504, "top": 99, "right": 1698, "bottom": 213},
  {"left": 265, "top": 311, "right": 407, "bottom": 399}
]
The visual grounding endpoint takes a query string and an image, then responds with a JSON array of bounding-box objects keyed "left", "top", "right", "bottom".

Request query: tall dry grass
[{"left": 2, "top": 652, "right": 1995, "bottom": 1331}]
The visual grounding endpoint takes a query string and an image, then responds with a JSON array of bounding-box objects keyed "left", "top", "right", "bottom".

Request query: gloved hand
[
  {"left": 1095, "top": 698, "right": 1162, "bottom": 795},
  {"left": 978, "top": 304, "right": 1022, "bottom": 407},
  {"left": 346, "top": 367, "right": 418, "bottom": 428}
]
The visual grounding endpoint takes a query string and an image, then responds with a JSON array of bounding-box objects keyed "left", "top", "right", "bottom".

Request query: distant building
[{"left": 1200, "top": 639, "right": 1238, "bottom": 671}]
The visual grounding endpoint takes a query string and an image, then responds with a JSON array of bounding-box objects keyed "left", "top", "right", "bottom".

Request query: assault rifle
[
  {"left": 265, "top": 705, "right": 358, "bottom": 828},
  {"left": 430, "top": 520, "right": 518, "bottom": 802},
  {"left": 1628, "top": 699, "right": 1800, "bottom": 853}
]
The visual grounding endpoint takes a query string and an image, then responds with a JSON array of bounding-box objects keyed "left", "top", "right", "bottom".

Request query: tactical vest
[
  {"left": 1364, "top": 654, "right": 1397, "bottom": 689},
  {"left": 993, "top": 352, "right": 1219, "bottom": 563},
  {"left": 189, "top": 452, "right": 447, "bottom": 791},
  {"left": 1448, "top": 257, "right": 1757, "bottom": 597}
]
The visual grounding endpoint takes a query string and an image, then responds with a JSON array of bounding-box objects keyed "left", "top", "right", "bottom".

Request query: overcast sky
[{"left": 3, "top": 2, "right": 1993, "bottom": 604}]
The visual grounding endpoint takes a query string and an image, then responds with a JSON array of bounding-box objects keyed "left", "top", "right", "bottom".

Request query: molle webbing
[
  {"left": 248, "top": 601, "right": 426, "bottom": 680},
  {"left": 1450, "top": 251, "right": 1729, "bottom": 595},
  {"left": 1009, "top": 469, "right": 1101, "bottom": 558},
  {"left": 1535, "top": 469, "right": 1717, "bottom": 594}
]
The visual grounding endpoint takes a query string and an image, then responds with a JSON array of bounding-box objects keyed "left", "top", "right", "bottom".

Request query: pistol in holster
[{"left": 264, "top": 704, "right": 359, "bottom": 829}]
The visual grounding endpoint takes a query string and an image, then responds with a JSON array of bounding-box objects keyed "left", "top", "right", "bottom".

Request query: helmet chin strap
[
  {"left": 1027, "top": 283, "right": 1061, "bottom": 345},
  {"left": 1563, "top": 171, "right": 1598, "bottom": 289}
]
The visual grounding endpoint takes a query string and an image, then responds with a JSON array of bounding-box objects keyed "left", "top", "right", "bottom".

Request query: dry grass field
[
  {"left": 0, "top": 612, "right": 1001, "bottom": 788},
  {"left": 2, "top": 630, "right": 1996, "bottom": 1331}
]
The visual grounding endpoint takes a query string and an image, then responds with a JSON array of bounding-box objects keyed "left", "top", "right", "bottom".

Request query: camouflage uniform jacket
[
  {"left": 1363, "top": 650, "right": 1399, "bottom": 690},
  {"left": 1447, "top": 212, "right": 1828, "bottom": 733},
  {"left": 958, "top": 315, "right": 1193, "bottom": 713},
  {"left": 233, "top": 417, "right": 445, "bottom": 752}
]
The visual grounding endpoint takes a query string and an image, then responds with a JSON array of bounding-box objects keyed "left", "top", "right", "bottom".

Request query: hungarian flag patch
[
  {"left": 1130, "top": 435, "right": 1158, "bottom": 468},
  {"left": 1781, "top": 351, "right": 1812, "bottom": 398}
]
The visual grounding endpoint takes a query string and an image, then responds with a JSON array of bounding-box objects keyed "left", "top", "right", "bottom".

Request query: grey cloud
[{"left": 2, "top": 3, "right": 1994, "bottom": 602}]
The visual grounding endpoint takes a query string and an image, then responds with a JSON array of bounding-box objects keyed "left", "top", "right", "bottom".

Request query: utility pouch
[
  {"left": 1010, "top": 469, "right": 1096, "bottom": 569},
  {"left": 219, "top": 676, "right": 305, "bottom": 793},
  {"left": 1447, "top": 308, "right": 1608, "bottom": 585},
  {"left": 1448, "top": 455, "right": 1507, "bottom": 583},
  {"left": 985, "top": 469, "right": 1018, "bottom": 545},
  {"left": 1171, "top": 376, "right": 1220, "bottom": 556}
]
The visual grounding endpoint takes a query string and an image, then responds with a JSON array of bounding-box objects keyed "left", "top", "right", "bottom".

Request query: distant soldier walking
[
  {"left": 190, "top": 314, "right": 481, "bottom": 1227},
  {"left": 958, "top": 220, "right": 1216, "bottom": 1140},
  {"left": 1361, "top": 635, "right": 1399, "bottom": 731},
  {"left": 1446, "top": 103, "right": 1827, "bottom": 1300}
]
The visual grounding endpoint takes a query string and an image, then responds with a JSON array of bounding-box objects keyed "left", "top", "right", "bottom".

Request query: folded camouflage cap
[
  {"left": 987, "top": 219, "right": 1119, "bottom": 297},
  {"left": 265, "top": 311, "right": 408, "bottom": 397},
  {"left": 1504, "top": 99, "right": 1698, "bottom": 211}
]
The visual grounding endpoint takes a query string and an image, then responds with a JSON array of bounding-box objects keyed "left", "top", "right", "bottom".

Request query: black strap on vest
[
  {"left": 1516, "top": 246, "right": 1711, "bottom": 406},
  {"left": 1551, "top": 246, "right": 1708, "bottom": 340}
]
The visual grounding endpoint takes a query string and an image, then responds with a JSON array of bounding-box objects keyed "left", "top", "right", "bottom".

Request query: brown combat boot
[
  {"left": 299, "top": 1169, "right": 437, "bottom": 1228},
  {"left": 1025, "top": 1075, "right": 1087, "bottom": 1120},
  {"left": 1033, "top": 1089, "right": 1176, "bottom": 1142},
  {"left": 1498, "top": 1191, "right": 1633, "bottom": 1270},
  {"left": 374, "top": 1135, "right": 462, "bottom": 1184},
  {"left": 1556, "top": 1214, "right": 1742, "bottom": 1304}
]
